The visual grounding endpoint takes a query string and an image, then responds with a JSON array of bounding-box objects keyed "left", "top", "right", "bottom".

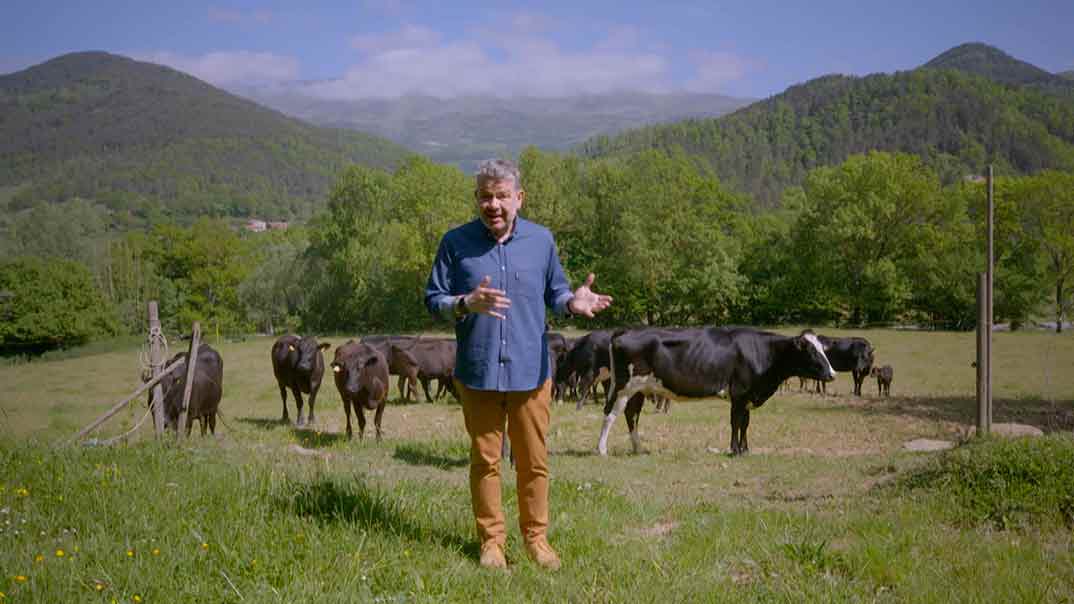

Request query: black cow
[
  {"left": 555, "top": 329, "right": 614, "bottom": 410},
  {"left": 332, "top": 340, "right": 389, "bottom": 440},
  {"left": 271, "top": 335, "right": 331, "bottom": 425},
  {"left": 816, "top": 335, "right": 874, "bottom": 396},
  {"left": 599, "top": 327, "right": 836, "bottom": 456},
  {"left": 399, "top": 338, "right": 456, "bottom": 402},
  {"left": 361, "top": 335, "right": 423, "bottom": 401},
  {"left": 158, "top": 343, "right": 224, "bottom": 437},
  {"left": 870, "top": 365, "right": 894, "bottom": 396},
  {"left": 547, "top": 332, "right": 572, "bottom": 403}
]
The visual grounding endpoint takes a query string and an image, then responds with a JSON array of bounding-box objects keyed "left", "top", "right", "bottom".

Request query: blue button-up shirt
[{"left": 425, "top": 218, "right": 574, "bottom": 392}]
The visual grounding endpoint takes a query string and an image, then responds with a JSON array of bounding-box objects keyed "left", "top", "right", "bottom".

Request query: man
[{"left": 425, "top": 159, "right": 612, "bottom": 570}]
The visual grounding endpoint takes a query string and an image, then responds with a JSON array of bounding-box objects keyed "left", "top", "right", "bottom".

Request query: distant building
[
  {"left": 245, "top": 219, "right": 267, "bottom": 232},
  {"left": 964, "top": 174, "right": 986, "bottom": 184},
  {"left": 267, "top": 221, "right": 289, "bottom": 231}
]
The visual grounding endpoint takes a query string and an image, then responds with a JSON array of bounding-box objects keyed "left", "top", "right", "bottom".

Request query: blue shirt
[{"left": 425, "top": 217, "right": 574, "bottom": 392}]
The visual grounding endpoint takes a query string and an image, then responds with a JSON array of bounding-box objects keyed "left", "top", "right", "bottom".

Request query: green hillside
[
  {"left": 580, "top": 44, "right": 1074, "bottom": 207},
  {"left": 0, "top": 51, "right": 412, "bottom": 222}
]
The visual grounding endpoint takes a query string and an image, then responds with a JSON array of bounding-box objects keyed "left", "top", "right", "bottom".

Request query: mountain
[
  {"left": 922, "top": 42, "right": 1067, "bottom": 88},
  {"left": 235, "top": 85, "right": 752, "bottom": 171},
  {"left": 1060, "top": 70, "right": 1074, "bottom": 81},
  {"left": 580, "top": 43, "right": 1074, "bottom": 207},
  {"left": 0, "top": 52, "right": 412, "bottom": 223}
]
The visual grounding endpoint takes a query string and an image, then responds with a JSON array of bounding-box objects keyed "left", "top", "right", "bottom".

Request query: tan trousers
[{"left": 457, "top": 378, "right": 552, "bottom": 546}]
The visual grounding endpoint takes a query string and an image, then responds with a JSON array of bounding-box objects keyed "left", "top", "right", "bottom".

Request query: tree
[
  {"left": 0, "top": 256, "right": 119, "bottom": 353},
  {"left": 1014, "top": 171, "right": 1074, "bottom": 331}
]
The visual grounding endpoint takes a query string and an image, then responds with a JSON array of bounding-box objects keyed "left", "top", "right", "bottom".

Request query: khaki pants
[{"left": 456, "top": 378, "right": 552, "bottom": 546}]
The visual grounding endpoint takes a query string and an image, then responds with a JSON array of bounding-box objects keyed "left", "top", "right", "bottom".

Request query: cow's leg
[
  {"left": 307, "top": 385, "right": 319, "bottom": 425},
  {"left": 420, "top": 377, "right": 434, "bottom": 403},
  {"left": 343, "top": 397, "right": 353, "bottom": 439},
  {"left": 730, "top": 401, "right": 750, "bottom": 455},
  {"left": 357, "top": 406, "right": 368, "bottom": 440},
  {"left": 624, "top": 393, "right": 645, "bottom": 454},
  {"left": 876, "top": 379, "right": 881, "bottom": 397},
  {"left": 740, "top": 407, "right": 751, "bottom": 454},
  {"left": 208, "top": 413, "right": 217, "bottom": 435},
  {"left": 200, "top": 416, "right": 208, "bottom": 436},
  {"left": 292, "top": 387, "right": 306, "bottom": 426},
  {"left": 374, "top": 402, "right": 385, "bottom": 442},
  {"left": 575, "top": 371, "right": 595, "bottom": 410},
  {"left": 597, "top": 389, "right": 634, "bottom": 456},
  {"left": 396, "top": 375, "right": 408, "bottom": 401},
  {"left": 278, "top": 383, "right": 290, "bottom": 423}
]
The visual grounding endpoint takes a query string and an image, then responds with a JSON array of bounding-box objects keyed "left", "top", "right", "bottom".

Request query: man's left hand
[{"left": 568, "top": 273, "right": 613, "bottom": 318}]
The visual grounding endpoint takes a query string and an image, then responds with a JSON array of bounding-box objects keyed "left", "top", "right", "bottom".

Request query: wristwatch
[{"left": 455, "top": 295, "right": 469, "bottom": 317}]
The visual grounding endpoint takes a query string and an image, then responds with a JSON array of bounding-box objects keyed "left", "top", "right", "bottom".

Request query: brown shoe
[
  {"left": 479, "top": 541, "right": 507, "bottom": 569},
  {"left": 525, "top": 538, "right": 561, "bottom": 570}
]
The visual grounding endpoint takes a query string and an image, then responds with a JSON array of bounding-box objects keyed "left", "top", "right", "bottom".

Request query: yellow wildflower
[
  {"left": 34, "top": 555, "right": 43, "bottom": 563},
  {"left": 15, "top": 488, "right": 28, "bottom": 497},
  {"left": 95, "top": 583, "right": 105, "bottom": 591},
  {"left": 201, "top": 542, "right": 209, "bottom": 551},
  {"left": 151, "top": 548, "right": 160, "bottom": 556},
  {"left": 55, "top": 549, "right": 65, "bottom": 558},
  {"left": 132, "top": 594, "right": 142, "bottom": 603},
  {"left": 127, "top": 549, "right": 135, "bottom": 558},
  {"left": 13, "top": 576, "right": 27, "bottom": 583}
]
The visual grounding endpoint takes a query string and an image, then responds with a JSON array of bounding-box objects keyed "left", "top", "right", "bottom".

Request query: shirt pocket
[{"left": 511, "top": 269, "right": 546, "bottom": 303}]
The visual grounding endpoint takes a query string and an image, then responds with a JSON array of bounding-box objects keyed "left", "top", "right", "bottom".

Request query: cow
[
  {"left": 547, "top": 332, "right": 572, "bottom": 403},
  {"left": 555, "top": 329, "right": 614, "bottom": 410},
  {"left": 361, "top": 335, "right": 423, "bottom": 401},
  {"left": 157, "top": 343, "right": 224, "bottom": 437},
  {"left": 598, "top": 327, "right": 837, "bottom": 456},
  {"left": 870, "top": 365, "right": 894, "bottom": 396},
  {"left": 401, "top": 338, "right": 456, "bottom": 403},
  {"left": 814, "top": 335, "right": 874, "bottom": 396},
  {"left": 271, "top": 335, "right": 331, "bottom": 425},
  {"left": 331, "top": 340, "right": 389, "bottom": 440}
]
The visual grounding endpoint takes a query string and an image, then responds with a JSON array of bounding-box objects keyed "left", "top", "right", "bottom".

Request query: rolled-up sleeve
[
  {"left": 546, "top": 239, "right": 574, "bottom": 318},
  {"left": 425, "top": 236, "right": 459, "bottom": 322}
]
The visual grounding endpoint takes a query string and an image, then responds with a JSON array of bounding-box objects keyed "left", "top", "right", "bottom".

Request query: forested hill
[
  {"left": 0, "top": 51, "right": 412, "bottom": 221},
  {"left": 579, "top": 43, "right": 1074, "bottom": 207}
]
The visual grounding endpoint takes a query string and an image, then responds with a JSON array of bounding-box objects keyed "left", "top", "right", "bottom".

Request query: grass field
[{"left": 2, "top": 328, "right": 1073, "bottom": 603}]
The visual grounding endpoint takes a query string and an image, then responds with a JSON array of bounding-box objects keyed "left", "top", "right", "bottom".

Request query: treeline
[
  {"left": 3, "top": 149, "right": 1072, "bottom": 354},
  {"left": 580, "top": 69, "right": 1074, "bottom": 207}
]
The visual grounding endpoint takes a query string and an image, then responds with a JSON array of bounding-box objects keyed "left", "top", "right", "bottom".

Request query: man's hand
[
  {"left": 567, "top": 273, "right": 613, "bottom": 318},
  {"left": 464, "top": 275, "right": 511, "bottom": 320}
]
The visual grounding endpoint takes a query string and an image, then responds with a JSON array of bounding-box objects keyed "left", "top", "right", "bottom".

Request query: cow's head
[
  {"left": 792, "top": 330, "right": 837, "bottom": 382},
  {"left": 331, "top": 343, "right": 385, "bottom": 407},
  {"left": 858, "top": 345, "right": 875, "bottom": 374},
  {"left": 293, "top": 336, "right": 331, "bottom": 373}
]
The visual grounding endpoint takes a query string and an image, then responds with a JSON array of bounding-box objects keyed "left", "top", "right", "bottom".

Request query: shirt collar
[{"left": 480, "top": 217, "right": 530, "bottom": 243}]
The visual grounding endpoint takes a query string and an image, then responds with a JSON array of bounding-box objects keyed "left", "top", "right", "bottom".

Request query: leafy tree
[
  {"left": 1012, "top": 171, "right": 1074, "bottom": 331},
  {"left": 0, "top": 256, "right": 119, "bottom": 352}
]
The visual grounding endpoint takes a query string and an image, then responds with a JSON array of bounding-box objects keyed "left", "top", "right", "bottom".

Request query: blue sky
[{"left": 2, "top": 1, "right": 1072, "bottom": 100}]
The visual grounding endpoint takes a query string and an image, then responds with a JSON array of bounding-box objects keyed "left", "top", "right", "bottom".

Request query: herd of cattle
[{"left": 152, "top": 328, "right": 896, "bottom": 455}]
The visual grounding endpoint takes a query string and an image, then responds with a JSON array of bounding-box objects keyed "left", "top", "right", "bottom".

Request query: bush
[{"left": 900, "top": 434, "right": 1074, "bottom": 530}]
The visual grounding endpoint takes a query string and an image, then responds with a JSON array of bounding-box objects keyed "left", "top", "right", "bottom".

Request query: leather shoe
[
  {"left": 525, "top": 538, "right": 561, "bottom": 570},
  {"left": 479, "top": 541, "right": 507, "bottom": 569}
]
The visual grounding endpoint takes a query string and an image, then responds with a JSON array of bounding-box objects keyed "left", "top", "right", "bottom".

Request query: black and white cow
[
  {"left": 598, "top": 327, "right": 836, "bottom": 456},
  {"left": 816, "top": 335, "right": 874, "bottom": 396}
]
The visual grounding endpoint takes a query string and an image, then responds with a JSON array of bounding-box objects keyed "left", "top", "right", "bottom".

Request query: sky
[{"left": 2, "top": 1, "right": 1072, "bottom": 100}]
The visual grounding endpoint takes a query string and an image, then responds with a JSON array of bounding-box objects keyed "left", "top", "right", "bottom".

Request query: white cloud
[
  {"left": 208, "top": 7, "right": 274, "bottom": 25},
  {"left": 310, "top": 21, "right": 677, "bottom": 99},
  {"left": 684, "top": 50, "right": 761, "bottom": 93},
  {"left": 135, "top": 50, "right": 300, "bottom": 85}
]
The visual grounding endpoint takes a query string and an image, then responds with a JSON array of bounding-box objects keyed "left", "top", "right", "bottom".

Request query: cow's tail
[{"left": 606, "top": 336, "right": 616, "bottom": 412}]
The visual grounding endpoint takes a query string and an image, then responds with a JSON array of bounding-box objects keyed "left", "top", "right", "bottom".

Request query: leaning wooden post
[
  {"left": 985, "top": 165, "right": 994, "bottom": 427},
  {"left": 177, "top": 322, "right": 201, "bottom": 441},
  {"left": 976, "top": 273, "right": 991, "bottom": 436},
  {"left": 148, "top": 302, "right": 166, "bottom": 438}
]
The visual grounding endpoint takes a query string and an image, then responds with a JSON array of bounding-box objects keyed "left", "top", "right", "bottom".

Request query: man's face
[{"left": 475, "top": 176, "right": 524, "bottom": 239}]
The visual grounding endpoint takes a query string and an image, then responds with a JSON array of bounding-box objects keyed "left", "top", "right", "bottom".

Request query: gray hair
[{"left": 475, "top": 159, "right": 521, "bottom": 190}]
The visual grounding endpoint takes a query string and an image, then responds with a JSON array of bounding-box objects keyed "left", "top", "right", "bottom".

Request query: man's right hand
[{"left": 464, "top": 275, "right": 511, "bottom": 320}]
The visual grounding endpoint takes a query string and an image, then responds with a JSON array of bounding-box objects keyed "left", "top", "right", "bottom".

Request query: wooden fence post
[
  {"left": 976, "top": 273, "right": 991, "bottom": 436},
  {"left": 148, "top": 302, "right": 166, "bottom": 438},
  {"left": 177, "top": 322, "right": 201, "bottom": 442}
]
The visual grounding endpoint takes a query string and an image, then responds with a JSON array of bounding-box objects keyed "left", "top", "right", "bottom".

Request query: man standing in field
[{"left": 425, "top": 159, "right": 612, "bottom": 570}]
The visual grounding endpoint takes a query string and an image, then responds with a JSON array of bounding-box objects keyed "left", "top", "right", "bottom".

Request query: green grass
[{"left": 1, "top": 329, "right": 1073, "bottom": 602}]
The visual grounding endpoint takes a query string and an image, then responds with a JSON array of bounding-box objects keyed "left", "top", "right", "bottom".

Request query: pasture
[{"left": 1, "top": 328, "right": 1073, "bottom": 603}]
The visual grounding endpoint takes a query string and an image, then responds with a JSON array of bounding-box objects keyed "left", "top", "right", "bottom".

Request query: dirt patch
[{"left": 636, "top": 521, "right": 679, "bottom": 539}]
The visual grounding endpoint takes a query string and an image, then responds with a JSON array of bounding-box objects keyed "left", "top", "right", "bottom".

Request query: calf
[
  {"left": 555, "top": 329, "right": 614, "bottom": 409},
  {"left": 599, "top": 327, "right": 836, "bottom": 456},
  {"left": 870, "top": 365, "right": 894, "bottom": 396},
  {"left": 361, "top": 335, "right": 421, "bottom": 401},
  {"left": 332, "top": 340, "right": 390, "bottom": 440},
  {"left": 271, "top": 335, "right": 331, "bottom": 425},
  {"left": 158, "top": 343, "right": 224, "bottom": 437},
  {"left": 817, "top": 335, "right": 874, "bottom": 396}
]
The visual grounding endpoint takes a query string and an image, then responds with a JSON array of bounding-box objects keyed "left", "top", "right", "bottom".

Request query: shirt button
[
  {"left": 499, "top": 362, "right": 504, "bottom": 366},
  {"left": 501, "top": 266, "right": 506, "bottom": 271},
  {"left": 501, "top": 339, "right": 506, "bottom": 344}
]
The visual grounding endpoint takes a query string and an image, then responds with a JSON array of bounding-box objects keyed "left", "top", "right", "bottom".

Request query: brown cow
[
  {"left": 332, "top": 340, "right": 389, "bottom": 440},
  {"left": 870, "top": 365, "right": 894, "bottom": 397},
  {"left": 361, "top": 335, "right": 423, "bottom": 402},
  {"left": 271, "top": 335, "right": 331, "bottom": 425},
  {"left": 158, "top": 343, "right": 224, "bottom": 437}
]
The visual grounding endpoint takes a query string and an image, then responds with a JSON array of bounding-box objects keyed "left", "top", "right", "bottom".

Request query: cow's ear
[
  {"left": 363, "top": 356, "right": 379, "bottom": 368},
  {"left": 319, "top": 342, "right": 331, "bottom": 350}
]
